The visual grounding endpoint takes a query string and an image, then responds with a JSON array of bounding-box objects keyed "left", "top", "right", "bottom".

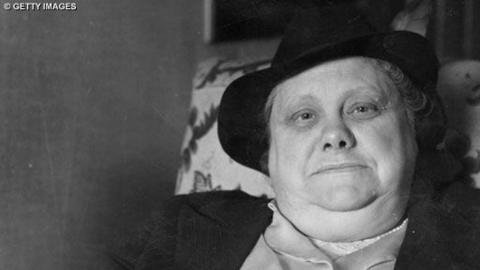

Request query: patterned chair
[{"left": 175, "top": 57, "right": 274, "bottom": 198}]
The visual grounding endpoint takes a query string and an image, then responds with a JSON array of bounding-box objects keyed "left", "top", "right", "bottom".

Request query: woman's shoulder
[
  {"left": 436, "top": 181, "right": 480, "bottom": 218},
  {"left": 393, "top": 182, "right": 480, "bottom": 269},
  {"left": 167, "top": 190, "right": 271, "bottom": 210},
  {"left": 413, "top": 181, "right": 480, "bottom": 231},
  {"left": 109, "top": 191, "right": 272, "bottom": 269},
  {"left": 161, "top": 190, "right": 273, "bottom": 229}
]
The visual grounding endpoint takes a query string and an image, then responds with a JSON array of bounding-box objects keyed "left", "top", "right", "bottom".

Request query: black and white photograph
[{"left": 1, "top": 0, "right": 480, "bottom": 269}]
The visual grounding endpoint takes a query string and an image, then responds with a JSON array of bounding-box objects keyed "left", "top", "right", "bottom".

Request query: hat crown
[{"left": 273, "top": 2, "right": 376, "bottom": 67}]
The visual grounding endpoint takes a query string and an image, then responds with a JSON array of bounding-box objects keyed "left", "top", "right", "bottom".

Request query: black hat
[{"left": 218, "top": 1, "right": 444, "bottom": 173}]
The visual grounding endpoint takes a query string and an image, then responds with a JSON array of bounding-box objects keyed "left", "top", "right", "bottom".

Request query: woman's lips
[{"left": 312, "top": 163, "right": 368, "bottom": 175}]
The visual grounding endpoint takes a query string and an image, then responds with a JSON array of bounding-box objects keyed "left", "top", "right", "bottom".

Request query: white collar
[{"left": 263, "top": 200, "right": 408, "bottom": 269}]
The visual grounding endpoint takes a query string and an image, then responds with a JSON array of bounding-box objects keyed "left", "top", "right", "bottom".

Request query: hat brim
[{"left": 218, "top": 31, "right": 441, "bottom": 173}]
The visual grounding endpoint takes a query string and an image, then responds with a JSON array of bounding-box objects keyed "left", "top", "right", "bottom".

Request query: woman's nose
[{"left": 320, "top": 121, "right": 356, "bottom": 151}]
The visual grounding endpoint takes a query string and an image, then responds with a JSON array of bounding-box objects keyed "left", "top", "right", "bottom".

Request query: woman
[{"left": 120, "top": 2, "right": 480, "bottom": 270}]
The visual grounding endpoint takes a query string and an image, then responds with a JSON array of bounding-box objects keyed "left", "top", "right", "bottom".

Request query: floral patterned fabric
[
  {"left": 175, "top": 58, "right": 274, "bottom": 197},
  {"left": 175, "top": 58, "right": 480, "bottom": 196}
]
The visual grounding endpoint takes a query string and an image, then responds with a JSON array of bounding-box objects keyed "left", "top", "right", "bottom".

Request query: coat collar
[
  {"left": 173, "top": 185, "right": 480, "bottom": 270},
  {"left": 394, "top": 198, "right": 453, "bottom": 269},
  {"left": 175, "top": 191, "right": 272, "bottom": 270},
  {"left": 395, "top": 182, "right": 480, "bottom": 269}
]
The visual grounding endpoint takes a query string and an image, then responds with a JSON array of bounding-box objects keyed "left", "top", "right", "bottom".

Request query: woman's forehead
[{"left": 271, "top": 57, "right": 396, "bottom": 104}]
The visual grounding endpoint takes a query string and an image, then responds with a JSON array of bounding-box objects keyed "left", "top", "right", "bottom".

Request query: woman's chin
[{"left": 316, "top": 186, "right": 377, "bottom": 212}]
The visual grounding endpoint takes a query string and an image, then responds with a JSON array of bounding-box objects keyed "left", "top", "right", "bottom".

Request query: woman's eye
[
  {"left": 292, "top": 110, "right": 316, "bottom": 125},
  {"left": 346, "top": 103, "right": 382, "bottom": 119},
  {"left": 299, "top": 112, "right": 314, "bottom": 120}
]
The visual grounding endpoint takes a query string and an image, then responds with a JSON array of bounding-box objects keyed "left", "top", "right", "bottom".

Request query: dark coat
[{"left": 114, "top": 180, "right": 480, "bottom": 270}]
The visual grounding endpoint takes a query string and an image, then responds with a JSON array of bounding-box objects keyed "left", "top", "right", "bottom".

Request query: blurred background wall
[{"left": 0, "top": 1, "right": 276, "bottom": 269}]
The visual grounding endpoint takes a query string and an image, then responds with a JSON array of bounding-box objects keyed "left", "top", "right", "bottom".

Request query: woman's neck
[{"left": 273, "top": 194, "right": 409, "bottom": 242}]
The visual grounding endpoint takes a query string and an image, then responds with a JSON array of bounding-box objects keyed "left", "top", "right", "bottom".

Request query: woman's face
[{"left": 268, "top": 57, "right": 418, "bottom": 240}]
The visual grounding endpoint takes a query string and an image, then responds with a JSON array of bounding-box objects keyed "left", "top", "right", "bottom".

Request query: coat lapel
[
  {"left": 175, "top": 192, "right": 272, "bottom": 270},
  {"left": 395, "top": 182, "right": 480, "bottom": 270},
  {"left": 394, "top": 199, "right": 452, "bottom": 269}
]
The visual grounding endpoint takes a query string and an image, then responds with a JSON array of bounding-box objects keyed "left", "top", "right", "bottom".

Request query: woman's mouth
[{"left": 313, "top": 163, "right": 368, "bottom": 175}]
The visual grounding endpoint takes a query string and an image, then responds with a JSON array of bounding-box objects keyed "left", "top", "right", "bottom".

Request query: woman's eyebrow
[
  {"left": 282, "top": 93, "right": 320, "bottom": 108},
  {"left": 280, "top": 83, "right": 389, "bottom": 107}
]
